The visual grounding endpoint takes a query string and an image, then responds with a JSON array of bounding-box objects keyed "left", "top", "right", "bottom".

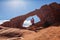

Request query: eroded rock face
[{"left": 1, "top": 2, "right": 60, "bottom": 29}]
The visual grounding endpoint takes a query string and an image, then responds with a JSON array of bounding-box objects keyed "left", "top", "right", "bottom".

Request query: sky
[{"left": 0, "top": 0, "right": 60, "bottom": 20}]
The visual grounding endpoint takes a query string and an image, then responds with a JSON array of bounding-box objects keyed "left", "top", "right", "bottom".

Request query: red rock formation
[{"left": 1, "top": 2, "right": 60, "bottom": 29}]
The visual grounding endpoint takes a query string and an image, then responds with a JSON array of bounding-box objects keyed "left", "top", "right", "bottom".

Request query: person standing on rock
[
  {"left": 30, "top": 18, "right": 37, "bottom": 32},
  {"left": 31, "top": 18, "right": 34, "bottom": 25}
]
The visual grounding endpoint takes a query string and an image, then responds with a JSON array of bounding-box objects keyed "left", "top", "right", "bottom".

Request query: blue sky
[{"left": 0, "top": 0, "right": 60, "bottom": 20}]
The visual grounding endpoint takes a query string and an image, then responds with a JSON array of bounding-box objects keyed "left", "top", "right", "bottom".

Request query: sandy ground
[{"left": 0, "top": 26, "right": 60, "bottom": 40}]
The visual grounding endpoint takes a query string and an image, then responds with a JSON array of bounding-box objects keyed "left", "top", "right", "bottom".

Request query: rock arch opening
[{"left": 22, "top": 15, "right": 41, "bottom": 28}]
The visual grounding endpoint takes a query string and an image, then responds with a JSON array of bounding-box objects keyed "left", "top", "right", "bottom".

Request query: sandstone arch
[
  {"left": 10, "top": 9, "right": 42, "bottom": 28},
  {"left": 1, "top": 2, "right": 60, "bottom": 29}
]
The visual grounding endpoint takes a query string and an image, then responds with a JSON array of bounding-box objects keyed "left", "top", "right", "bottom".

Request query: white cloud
[
  {"left": 23, "top": 20, "right": 32, "bottom": 27},
  {"left": 0, "top": 20, "right": 10, "bottom": 24}
]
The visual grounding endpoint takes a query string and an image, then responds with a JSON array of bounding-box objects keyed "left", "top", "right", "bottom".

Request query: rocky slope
[{"left": 0, "top": 26, "right": 60, "bottom": 40}]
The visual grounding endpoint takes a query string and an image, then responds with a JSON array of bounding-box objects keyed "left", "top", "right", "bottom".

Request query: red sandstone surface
[{"left": 0, "top": 26, "right": 60, "bottom": 40}]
